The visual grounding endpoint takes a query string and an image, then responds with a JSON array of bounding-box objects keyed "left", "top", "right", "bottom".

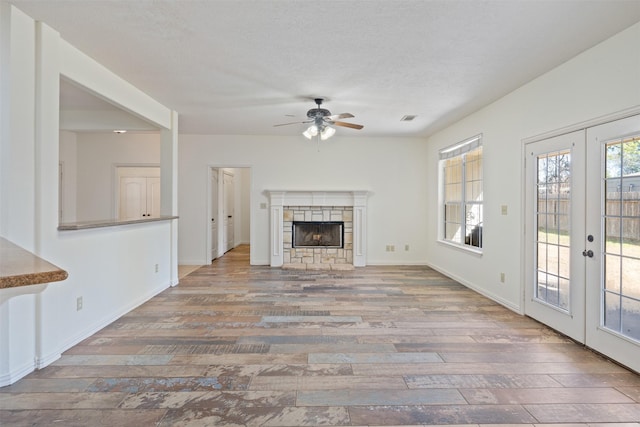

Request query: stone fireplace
[{"left": 267, "top": 191, "right": 369, "bottom": 269}]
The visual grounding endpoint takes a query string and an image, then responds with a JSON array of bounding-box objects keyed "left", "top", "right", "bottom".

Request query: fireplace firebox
[{"left": 292, "top": 221, "right": 344, "bottom": 248}]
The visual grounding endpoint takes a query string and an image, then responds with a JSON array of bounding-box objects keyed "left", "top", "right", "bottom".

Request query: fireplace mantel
[{"left": 267, "top": 191, "right": 369, "bottom": 267}]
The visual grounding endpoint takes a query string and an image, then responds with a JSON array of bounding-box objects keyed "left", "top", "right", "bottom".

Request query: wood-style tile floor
[{"left": 2, "top": 245, "right": 639, "bottom": 426}]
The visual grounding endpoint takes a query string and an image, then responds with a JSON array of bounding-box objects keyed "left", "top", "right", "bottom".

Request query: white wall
[
  {"left": 179, "top": 135, "right": 429, "bottom": 266},
  {"left": 0, "top": 3, "right": 39, "bottom": 384},
  {"left": 0, "top": 5, "right": 178, "bottom": 386},
  {"left": 424, "top": 22, "right": 640, "bottom": 312},
  {"left": 59, "top": 130, "right": 77, "bottom": 222},
  {"left": 0, "top": 4, "right": 35, "bottom": 248},
  {"left": 239, "top": 167, "right": 250, "bottom": 244},
  {"left": 73, "top": 132, "right": 160, "bottom": 221}
]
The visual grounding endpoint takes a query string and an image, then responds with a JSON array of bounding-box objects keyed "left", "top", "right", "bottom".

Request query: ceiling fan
[{"left": 274, "top": 98, "right": 363, "bottom": 140}]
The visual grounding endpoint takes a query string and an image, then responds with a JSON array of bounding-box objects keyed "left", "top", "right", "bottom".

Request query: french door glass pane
[
  {"left": 535, "top": 150, "right": 571, "bottom": 311},
  {"left": 602, "top": 136, "right": 640, "bottom": 342},
  {"left": 621, "top": 297, "right": 640, "bottom": 341},
  {"left": 604, "top": 254, "right": 621, "bottom": 293}
]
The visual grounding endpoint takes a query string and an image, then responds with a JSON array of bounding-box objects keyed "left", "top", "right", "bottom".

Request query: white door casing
[
  {"left": 223, "top": 171, "right": 235, "bottom": 252},
  {"left": 210, "top": 169, "right": 219, "bottom": 261}
]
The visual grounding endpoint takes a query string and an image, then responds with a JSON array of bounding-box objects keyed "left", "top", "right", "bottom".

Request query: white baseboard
[
  {"left": 53, "top": 281, "right": 171, "bottom": 367},
  {"left": 35, "top": 351, "right": 61, "bottom": 370},
  {"left": 0, "top": 359, "right": 37, "bottom": 387},
  {"left": 179, "top": 259, "right": 208, "bottom": 265},
  {"left": 425, "top": 262, "right": 522, "bottom": 314},
  {"left": 366, "top": 260, "right": 430, "bottom": 266}
]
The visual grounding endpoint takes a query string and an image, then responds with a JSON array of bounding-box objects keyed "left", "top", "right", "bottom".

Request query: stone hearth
[{"left": 267, "top": 191, "right": 369, "bottom": 269}]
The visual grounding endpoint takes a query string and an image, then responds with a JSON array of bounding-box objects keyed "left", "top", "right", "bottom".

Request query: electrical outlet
[
  {"left": 501, "top": 205, "right": 508, "bottom": 215},
  {"left": 405, "top": 244, "right": 410, "bottom": 251},
  {"left": 155, "top": 264, "right": 159, "bottom": 273},
  {"left": 76, "top": 296, "right": 83, "bottom": 311},
  {"left": 500, "top": 272, "right": 505, "bottom": 283},
  {"left": 260, "top": 202, "right": 267, "bottom": 209}
]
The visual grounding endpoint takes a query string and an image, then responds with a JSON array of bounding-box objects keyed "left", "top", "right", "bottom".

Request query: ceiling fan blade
[
  {"left": 273, "top": 120, "right": 311, "bottom": 127},
  {"left": 326, "top": 112, "right": 354, "bottom": 120},
  {"left": 332, "top": 121, "right": 363, "bottom": 130}
]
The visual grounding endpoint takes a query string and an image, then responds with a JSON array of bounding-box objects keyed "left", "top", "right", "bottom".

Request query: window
[{"left": 440, "top": 135, "right": 483, "bottom": 249}]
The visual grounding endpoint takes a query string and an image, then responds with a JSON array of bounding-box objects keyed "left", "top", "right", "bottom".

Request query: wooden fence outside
[{"left": 538, "top": 192, "right": 640, "bottom": 242}]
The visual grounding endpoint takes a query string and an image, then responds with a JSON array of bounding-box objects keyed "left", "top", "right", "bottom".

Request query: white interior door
[
  {"left": 117, "top": 166, "right": 160, "bottom": 220},
  {"left": 148, "top": 177, "right": 161, "bottom": 218},
  {"left": 525, "top": 130, "right": 587, "bottom": 342},
  {"left": 119, "top": 176, "right": 147, "bottom": 220},
  {"left": 585, "top": 114, "right": 640, "bottom": 373},
  {"left": 210, "top": 169, "right": 219, "bottom": 261},
  {"left": 223, "top": 171, "right": 235, "bottom": 252}
]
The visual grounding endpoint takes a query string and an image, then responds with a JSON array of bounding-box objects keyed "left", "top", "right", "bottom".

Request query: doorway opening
[{"left": 208, "top": 167, "right": 251, "bottom": 263}]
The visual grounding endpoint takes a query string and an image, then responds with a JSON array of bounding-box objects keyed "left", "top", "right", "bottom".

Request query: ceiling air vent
[{"left": 400, "top": 115, "right": 417, "bottom": 122}]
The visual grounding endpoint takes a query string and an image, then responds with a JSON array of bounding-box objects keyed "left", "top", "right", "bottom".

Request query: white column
[
  {"left": 161, "top": 110, "right": 179, "bottom": 286},
  {"left": 269, "top": 191, "right": 286, "bottom": 267},
  {"left": 352, "top": 191, "right": 368, "bottom": 267}
]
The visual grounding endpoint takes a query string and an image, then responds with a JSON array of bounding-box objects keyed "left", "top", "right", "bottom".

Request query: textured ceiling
[{"left": 10, "top": 0, "right": 640, "bottom": 137}]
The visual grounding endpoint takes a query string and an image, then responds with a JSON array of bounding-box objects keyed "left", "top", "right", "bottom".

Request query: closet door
[
  {"left": 119, "top": 176, "right": 147, "bottom": 220},
  {"left": 147, "top": 177, "right": 161, "bottom": 218},
  {"left": 117, "top": 167, "right": 160, "bottom": 220}
]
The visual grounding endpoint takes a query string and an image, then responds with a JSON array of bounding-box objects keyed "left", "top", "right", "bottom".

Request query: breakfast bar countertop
[{"left": 0, "top": 238, "right": 68, "bottom": 289}]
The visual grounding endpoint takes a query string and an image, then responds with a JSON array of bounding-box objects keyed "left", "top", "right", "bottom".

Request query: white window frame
[{"left": 438, "top": 134, "right": 483, "bottom": 253}]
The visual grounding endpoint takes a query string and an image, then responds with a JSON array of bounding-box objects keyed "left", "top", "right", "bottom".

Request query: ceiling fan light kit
[
  {"left": 275, "top": 98, "right": 363, "bottom": 144},
  {"left": 302, "top": 125, "right": 318, "bottom": 139},
  {"left": 320, "top": 126, "right": 335, "bottom": 140}
]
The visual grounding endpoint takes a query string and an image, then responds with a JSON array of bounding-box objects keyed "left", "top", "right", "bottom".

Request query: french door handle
[{"left": 582, "top": 249, "right": 594, "bottom": 258}]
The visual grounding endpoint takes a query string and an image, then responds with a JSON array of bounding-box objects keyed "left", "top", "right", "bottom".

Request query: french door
[
  {"left": 525, "top": 114, "right": 640, "bottom": 373},
  {"left": 525, "top": 130, "right": 587, "bottom": 342},
  {"left": 585, "top": 115, "right": 640, "bottom": 372}
]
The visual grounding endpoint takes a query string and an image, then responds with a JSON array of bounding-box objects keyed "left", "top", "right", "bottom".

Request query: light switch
[{"left": 501, "top": 205, "right": 508, "bottom": 215}]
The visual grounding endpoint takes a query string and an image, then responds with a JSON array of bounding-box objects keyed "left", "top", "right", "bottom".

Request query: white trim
[
  {"left": 439, "top": 134, "right": 482, "bottom": 159},
  {"left": 0, "top": 359, "right": 37, "bottom": 388},
  {"left": 522, "top": 105, "right": 640, "bottom": 145},
  {"left": 437, "top": 239, "right": 483, "bottom": 256},
  {"left": 427, "top": 261, "right": 523, "bottom": 315},
  {"left": 367, "top": 261, "right": 429, "bottom": 266},
  {"left": 57, "top": 281, "right": 170, "bottom": 361},
  {"left": 35, "top": 350, "right": 61, "bottom": 370}
]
